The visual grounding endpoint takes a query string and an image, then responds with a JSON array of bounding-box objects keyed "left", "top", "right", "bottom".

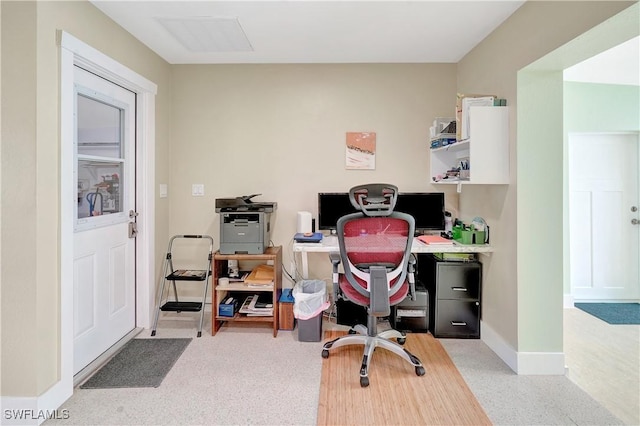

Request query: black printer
[{"left": 215, "top": 194, "right": 277, "bottom": 255}]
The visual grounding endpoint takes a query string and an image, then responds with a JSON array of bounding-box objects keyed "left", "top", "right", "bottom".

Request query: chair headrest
[{"left": 349, "top": 183, "right": 398, "bottom": 217}]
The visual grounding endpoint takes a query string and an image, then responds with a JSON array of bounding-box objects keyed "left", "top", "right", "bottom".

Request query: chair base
[{"left": 321, "top": 324, "right": 425, "bottom": 387}]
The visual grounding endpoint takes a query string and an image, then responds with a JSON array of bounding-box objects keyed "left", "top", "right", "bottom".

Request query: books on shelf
[
  {"left": 456, "top": 93, "right": 496, "bottom": 141},
  {"left": 239, "top": 294, "right": 273, "bottom": 316}
]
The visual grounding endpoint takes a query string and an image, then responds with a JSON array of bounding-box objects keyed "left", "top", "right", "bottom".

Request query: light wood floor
[
  {"left": 317, "top": 330, "right": 491, "bottom": 425},
  {"left": 564, "top": 307, "right": 640, "bottom": 425}
]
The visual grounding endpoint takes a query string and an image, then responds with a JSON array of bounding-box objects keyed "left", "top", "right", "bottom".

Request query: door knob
[{"left": 632, "top": 206, "right": 638, "bottom": 212}]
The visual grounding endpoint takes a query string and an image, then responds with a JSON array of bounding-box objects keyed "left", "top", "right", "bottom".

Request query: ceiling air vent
[{"left": 156, "top": 17, "right": 253, "bottom": 52}]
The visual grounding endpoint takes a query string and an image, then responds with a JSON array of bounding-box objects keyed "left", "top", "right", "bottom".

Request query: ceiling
[
  {"left": 564, "top": 36, "right": 639, "bottom": 86},
  {"left": 91, "top": 1, "right": 637, "bottom": 86},
  {"left": 90, "top": 0, "right": 525, "bottom": 64}
]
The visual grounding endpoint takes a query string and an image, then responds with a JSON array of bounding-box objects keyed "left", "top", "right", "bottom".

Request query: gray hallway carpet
[{"left": 80, "top": 338, "right": 192, "bottom": 389}]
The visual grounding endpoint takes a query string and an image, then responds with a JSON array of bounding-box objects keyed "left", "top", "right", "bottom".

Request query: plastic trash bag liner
[{"left": 292, "top": 279, "right": 330, "bottom": 320}]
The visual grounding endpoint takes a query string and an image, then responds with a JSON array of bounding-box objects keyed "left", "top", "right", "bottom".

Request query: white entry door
[
  {"left": 73, "top": 66, "right": 137, "bottom": 374},
  {"left": 569, "top": 132, "right": 640, "bottom": 301}
]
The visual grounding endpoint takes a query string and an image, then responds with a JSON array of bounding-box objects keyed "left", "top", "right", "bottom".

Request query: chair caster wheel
[
  {"left": 322, "top": 349, "right": 329, "bottom": 358},
  {"left": 348, "top": 329, "right": 357, "bottom": 335},
  {"left": 151, "top": 330, "right": 156, "bottom": 336},
  {"left": 197, "top": 331, "right": 202, "bottom": 338},
  {"left": 360, "top": 376, "right": 369, "bottom": 387},
  {"left": 415, "top": 366, "right": 426, "bottom": 376},
  {"left": 397, "top": 338, "right": 406, "bottom": 345}
]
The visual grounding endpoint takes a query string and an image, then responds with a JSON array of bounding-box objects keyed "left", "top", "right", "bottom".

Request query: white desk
[{"left": 293, "top": 235, "right": 493, "bottom": 279}]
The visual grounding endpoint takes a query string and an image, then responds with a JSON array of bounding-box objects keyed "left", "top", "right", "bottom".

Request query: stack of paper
[
  {"left": 417, "top": 235, "right": 455, "bottom": 245},
  {"left": 244, "top": 264, "right": 274, "bottom": 286},
  {"left": 239, "top": 294, "right": 273, "bottom": 316},
  {"left": 456, "top": 94, "right": 496, "bottom": 141}
]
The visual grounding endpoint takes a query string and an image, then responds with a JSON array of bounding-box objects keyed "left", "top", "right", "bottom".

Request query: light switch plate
[
  {"left": 192, "top": 184, "right": 204, "bottom": 196},
  {"left": 159, "top": 184, "right": 168, "bottom": 198}
]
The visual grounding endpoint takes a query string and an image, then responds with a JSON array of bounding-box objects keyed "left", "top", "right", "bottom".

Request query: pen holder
[
  {"left": 455, "top": 229, "right": 486, "bottom": 245},
  {"left": 452, "top": 226, "right": 462, "bottom": 241}
]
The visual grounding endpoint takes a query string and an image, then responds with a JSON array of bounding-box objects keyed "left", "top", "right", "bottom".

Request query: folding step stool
[{"left": 151, "top": 234, "right": 214, "bottom": 337}]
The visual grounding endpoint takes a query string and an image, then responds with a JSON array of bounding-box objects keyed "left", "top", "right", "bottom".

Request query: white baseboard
[
  {"left": 481, "top": 321, "right": 518, "bottom": 373},
  {"left": 481, "top": 321, "right": 565, "bottom": 375},
  {"left": 1, "top": 397, "right": 37, "bottom": 425},
  {"left": 0, "top": 394, "right": 71, "bottom": 426},
  {"left": 516, "top": 351, "right": 566, "bottom": 375},
  {"left": 563, "top": 294, "right": 574, "bottom": 308}
]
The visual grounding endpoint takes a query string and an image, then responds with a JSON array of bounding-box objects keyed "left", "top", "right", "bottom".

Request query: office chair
[{"left": 321, "top": 183, "right": 425, "bottom": 387}]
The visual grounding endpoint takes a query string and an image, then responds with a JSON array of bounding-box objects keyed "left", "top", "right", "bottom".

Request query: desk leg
[{"left": 301, "top": 252, "right": 309, "bottom": 279}]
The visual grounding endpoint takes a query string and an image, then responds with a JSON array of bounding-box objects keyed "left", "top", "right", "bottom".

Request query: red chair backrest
[{"left": 342, "top": 216, "right": 410, "bottom": 269}]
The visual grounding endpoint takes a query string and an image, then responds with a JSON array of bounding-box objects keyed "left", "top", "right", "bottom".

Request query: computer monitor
[
  {"left": 394, "top": 192, "right": 445, "bottom": 234},
  {"left": 317, "top": 191, "right": 445, "bottom": 234},
  {"left": 317, "top": 193, "right": 355, "bottom": 232}
]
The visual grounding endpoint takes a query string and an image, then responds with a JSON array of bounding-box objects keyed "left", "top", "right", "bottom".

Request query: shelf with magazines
[{"left": 212, "top": 246, "right": 282, "bottom": 337}]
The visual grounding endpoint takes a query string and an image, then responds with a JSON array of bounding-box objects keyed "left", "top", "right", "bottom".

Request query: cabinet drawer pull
[
  {"left": 451, "top": 321, "right": 467, "bottom": 326},
  {"left": 451, "top": 287, "right": 467, "bottom": 292}
]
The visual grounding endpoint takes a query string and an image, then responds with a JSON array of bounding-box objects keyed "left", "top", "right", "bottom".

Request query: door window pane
[
  {"left": 77, "top": 94, "right": 122, "bottom": 158},
  {"left": 77, "top": 161, "right": 123, "bottom": 219}
]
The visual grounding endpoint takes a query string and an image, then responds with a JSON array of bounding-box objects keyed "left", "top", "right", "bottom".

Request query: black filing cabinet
[{"left": 419, "top": 254, "right": 481, "bottom": 338}]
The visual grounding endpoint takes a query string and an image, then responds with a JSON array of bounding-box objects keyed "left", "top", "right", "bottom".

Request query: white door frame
[{"left": 46, "top": 31, "right": 157, "bottom": 410}]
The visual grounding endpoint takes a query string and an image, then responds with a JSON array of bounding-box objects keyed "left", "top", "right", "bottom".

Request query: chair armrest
[{"left": 329, "top": 251, "right": 341, "bottom": 267}]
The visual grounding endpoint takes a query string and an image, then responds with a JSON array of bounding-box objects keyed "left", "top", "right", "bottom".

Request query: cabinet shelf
[
  {"left": 212, "top": 246, "right": 282, "bottom": 337},
  {"left": 430, "top": 106, "right": 508, "bottom": 188},
  {"left": 214, "top": 313, "right": 274, "bottom": 323},
  {"left": 430, "top": 140, "right": 469, "bottom": 154},
  {"left": 216, "top": 283, "right": 274, "bottom": 292}
]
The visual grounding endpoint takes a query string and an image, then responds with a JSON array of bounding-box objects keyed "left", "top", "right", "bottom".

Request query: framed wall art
[{"left": 345, "top": 132, "right": 376, "bottom": 170}]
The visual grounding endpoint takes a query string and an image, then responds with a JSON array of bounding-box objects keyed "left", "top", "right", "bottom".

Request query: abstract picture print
[{"left": 346, "top": 132, "right": 376, "bottom": 170}]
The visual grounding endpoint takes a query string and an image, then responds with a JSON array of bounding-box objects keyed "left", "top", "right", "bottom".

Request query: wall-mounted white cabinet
[{"left": 430, "top": 106, "right": 509, "bottom": 188}]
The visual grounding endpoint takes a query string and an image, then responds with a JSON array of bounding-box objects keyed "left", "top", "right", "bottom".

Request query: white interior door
[
  {"left": 569, "top": 132, "right": 640, "bottom": 301},
  {"left": 73, "top": 66, "right": 137, "bottom": 374}
]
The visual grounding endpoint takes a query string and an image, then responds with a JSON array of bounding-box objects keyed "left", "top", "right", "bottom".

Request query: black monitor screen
[
  {"left": 395, "top": 192, "right": 445, "bottom": 233},
  {"left": 317, "top": 192, "right": 445, "bottom": 233},
  {"left": 317, "top": 193, "right": 355, "bottom": 231}
]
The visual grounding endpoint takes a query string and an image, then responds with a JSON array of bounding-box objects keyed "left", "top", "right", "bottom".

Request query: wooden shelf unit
[{"left": 211, "top": 246, "right": 282, "bottom": 337}]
